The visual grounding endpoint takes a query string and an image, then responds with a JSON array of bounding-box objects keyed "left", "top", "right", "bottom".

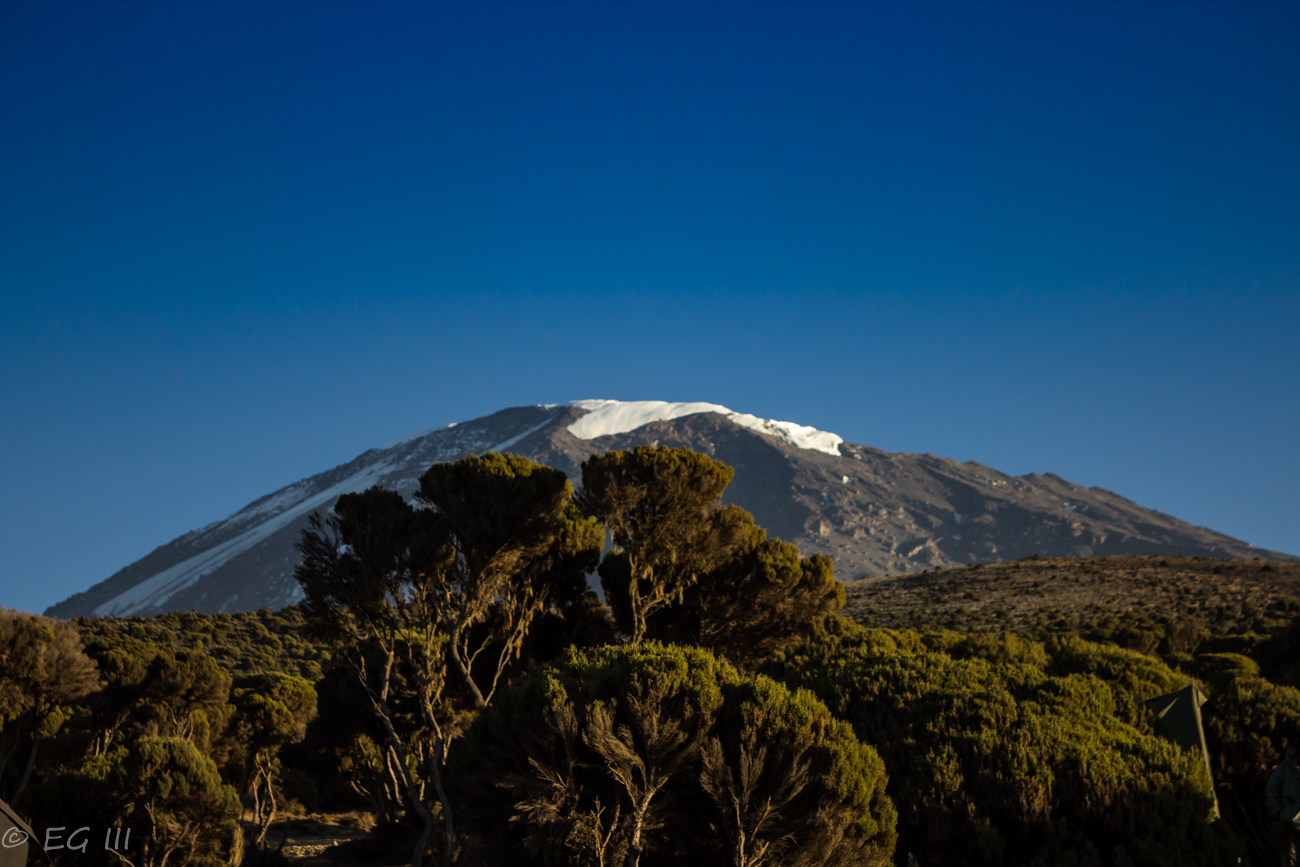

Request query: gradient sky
[{"left": 2, "top": 1, "right": 1297, "bottom": 616}]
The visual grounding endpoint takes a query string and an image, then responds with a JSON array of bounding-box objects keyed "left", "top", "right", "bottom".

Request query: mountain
[{"left": 45, "top": 400, "right": 1296, "bottom": 619}]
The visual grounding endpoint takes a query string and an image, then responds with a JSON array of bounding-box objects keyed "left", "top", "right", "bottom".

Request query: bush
[
  {"left": 26, "top": 736, "right": 240, "bottom": 867},
  {"left": 453, "top": 642, "right": 896, "bottom": 866},
  {"left": 769, "top": 624, "right": 1238, "bottom": 867},
  {"left": 1198, "top": 663, "right": 1300, "bottom": 785},
  {"left": 1043, "top": 634, "right": 1188, "bottom": 729}
]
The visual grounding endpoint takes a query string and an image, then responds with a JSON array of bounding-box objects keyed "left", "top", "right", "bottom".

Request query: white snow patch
[
  {"left": 94, "top": 457, "right": 401, "bottom": 617},
  {"left": 488, "top": 411, "right": 558, "bottom": 454},
  {"left": 566, "top": 400, "right": 843, "bottom": 456}
]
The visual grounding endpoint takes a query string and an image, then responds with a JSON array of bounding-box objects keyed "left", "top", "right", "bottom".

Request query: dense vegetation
[
  {"left": 454, "top": 642, "right": 895, "bottom": 866},
  {"left": 768, "top": 621, "right": 1235, "bottom": 866},
  {"left": 1, "top": 446, "right": 1296, "bottom": 867}
]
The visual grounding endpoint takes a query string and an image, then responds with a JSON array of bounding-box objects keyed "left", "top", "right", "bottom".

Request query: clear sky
[{"left": 2, "top": 1, "right": 1297, "bottom": 616}]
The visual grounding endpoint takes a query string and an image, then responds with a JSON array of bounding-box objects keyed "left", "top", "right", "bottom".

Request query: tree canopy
[
  {"left": 0, "top": 609, "right": 100, "bottom": 802},
  {"left": 453, "top": 642, "right": 897, "bottom": 867},
  {"left": 292, "top": 454, "right": 582, "bottom": 865},
  {"left": 604, "top": 508, "right": 846, "bottom": 668},
  {"left": 580, "top": 447, "right": 752, "bottom": 645}
]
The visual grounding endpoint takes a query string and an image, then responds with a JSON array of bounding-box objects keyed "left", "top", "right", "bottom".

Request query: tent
[
  {"left": 1144, "top": 684, "right": 1220, "bottom": 818},
  {"left": 0, "top": 797, "right": 39, "bottom": 867}
]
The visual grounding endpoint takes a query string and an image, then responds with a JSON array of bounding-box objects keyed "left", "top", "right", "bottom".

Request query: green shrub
[
  {"left": 26, "top": 736, "right": 240, "bottom": 867},
  {"left": 1044, "top": 633, "right": 1189, "bottom": 729},
  {"left": 770, "top": 626, "right": 1237, "bottom": 867},
  {"left": 454, "top": 642, "right": 896, "bottom": 866},
  {"left": 1199, "top": 663, "right": 1300, "bottom": 783}
]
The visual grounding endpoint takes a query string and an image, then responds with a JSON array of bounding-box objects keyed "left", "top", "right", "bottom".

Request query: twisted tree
[
  {"left": 227, "top": 673, "right": 316, "bottom": 843},
  {"left": 579, "top": 447, "right": 749, "bottom": 645},
  {"left": 296, "top": 454, "right": 577, "bottom": 865},
  {"left": 417, "top": 452, "right": 574, "bottom": 707},
  {"left": 296, "top": 485, "right": 455, "bottom": 867}
]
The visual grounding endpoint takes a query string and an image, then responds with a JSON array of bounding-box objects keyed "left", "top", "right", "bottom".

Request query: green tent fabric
[
  {"left": 0, "top": 797, "right": 38, "bottom": 867},
  {"left": 1144, "top": 684, "right": 1219, "bottom": 817}
]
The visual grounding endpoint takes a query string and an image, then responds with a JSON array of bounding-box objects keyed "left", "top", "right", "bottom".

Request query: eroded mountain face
[{"left": 46, "top": 401, "right": 1295, "bottom": 619}]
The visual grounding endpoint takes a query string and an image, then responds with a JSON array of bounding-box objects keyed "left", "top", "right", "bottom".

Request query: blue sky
[{"left": 2, "top": 1, "right": 1297, "bottom": 616}]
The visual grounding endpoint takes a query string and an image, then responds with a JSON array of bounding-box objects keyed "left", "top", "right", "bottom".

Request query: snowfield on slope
[{"left": 565, "top": 400, "right": 843, "bottom": 456}]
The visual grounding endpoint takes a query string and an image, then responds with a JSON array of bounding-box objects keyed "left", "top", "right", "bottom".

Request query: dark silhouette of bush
[
  {"left": 591, "top": 455, "right": 845, "bottom": 668},
  {"left": 26, "top": 736, "right": 240, "bottom": 867},
  {"left": 0, "top": 608, "right": 100, "bottom": 803},
  {"left": 580, "top": 447, "right": 751, "bottom": 646}
]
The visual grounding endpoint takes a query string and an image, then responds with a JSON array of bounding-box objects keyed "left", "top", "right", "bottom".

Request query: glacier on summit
[
  {"left": 78, "top": 400, "right": 842, "bottom": 617},
  {"left": 565, "top": 400, "right": 843, "bottom": 456},
  {"left": 47, "top": 397, "right": 1294, "bottom": 621}
]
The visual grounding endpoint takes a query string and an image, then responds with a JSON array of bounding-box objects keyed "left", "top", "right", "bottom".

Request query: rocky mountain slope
[{"left": 46, "top": 400, "right": 1296, "bottom": 618}]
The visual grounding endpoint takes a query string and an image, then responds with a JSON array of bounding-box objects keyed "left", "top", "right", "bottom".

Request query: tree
[
  {"left": 453, "top": 643, "right": 897, "bottom": 867},
  {"left": 227, "top": 673, "right": 317, "bottom": 843},
  {"left": 769, "top": 623, "right": 1240, "bottom": 866},
  {"left": 81, "top": 636, "right": 156, "bottom": 756},
  {"left": 579, "top": 448, "right": 750, "bottom": 645},
  {"left": 296, "top": 485, "right": 454, "bottom": 867},
  {"left": 417, "top": 452, "right": 572, "bottom": 707},
  {"left": 296, "top": 457, "right": 574, "bottom": 865},
  {"left": 710, "top": 545, "right": 843, "bottom": 665},
  {"left": 1043, "top": 633, "right": 1188, "bottom": 729},
  {"left": 303, "top": 661, "right": 413, "bottom": 825},
  {"left": 639, "top": 509, "right": 846, "bottom": 668},
  {"left": 1189, "top": 653, "right": 1300, "bottom": 865},
  {"left": 135, "top": 650, "right": 231, "bottom": 753},
  {"left": 531, "top": 503, "right": 606, "bottom": 614},
  {"left": 518, "top": 504, "right": 613, "bottom": 663},
  {"left": 0, "top": 609, "right": 100, "bottom": 803},
  {"left": 79, "top": 638, "right": 232, "bottom": 759},
  {"left": 116, "top": 738, "right": 241, "bottom": 867},
  {"left": 700, "top": 676, "right": 896, "bottom": 867}
]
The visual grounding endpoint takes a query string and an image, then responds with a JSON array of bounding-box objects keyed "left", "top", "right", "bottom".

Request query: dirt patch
[{"left": 260, "top": 817, "right": 373, "bottom": 866}]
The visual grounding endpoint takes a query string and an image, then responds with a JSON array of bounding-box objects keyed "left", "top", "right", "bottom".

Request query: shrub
[
  {"left": 454, "top": 642, "right": 896, "bottom": 867},
  {"left": 26, "top": 736, "right": 240, "bottom": 867},
  {"left": 769, "top": 626, "right": 1238, "bottom": 867}
]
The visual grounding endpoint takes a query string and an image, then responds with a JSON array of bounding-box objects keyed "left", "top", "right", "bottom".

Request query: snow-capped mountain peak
[
  {"left": 565, "top": 400, "right": 844, "bottom": 456},
  {"left": 45, "top": 400, "right": 1293, "bottom": 620}
]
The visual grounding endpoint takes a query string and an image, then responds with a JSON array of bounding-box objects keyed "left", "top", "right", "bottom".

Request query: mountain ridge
[{"left": 45, "top": 400, "right": 1296, "bottom": 619}]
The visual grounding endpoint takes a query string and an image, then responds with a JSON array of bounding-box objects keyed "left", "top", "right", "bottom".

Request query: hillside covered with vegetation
[{"left": 2, "top": 446, "right": 1297, "bottom": 867}]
